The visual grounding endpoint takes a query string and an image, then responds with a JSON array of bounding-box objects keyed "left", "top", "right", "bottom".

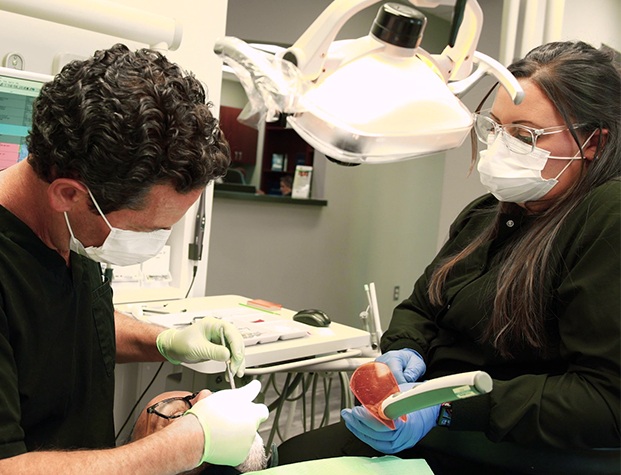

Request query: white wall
[{"left": 564, "top": 0, "right": 620, "bottom": 50}]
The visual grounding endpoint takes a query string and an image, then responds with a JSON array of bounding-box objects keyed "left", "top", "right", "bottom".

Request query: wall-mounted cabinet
[
  {"left": 219, "top": 105, "right": 258, "bottom": 166},
  {"left": 260, "top": 119, "right": 314, "bottom": 195}
]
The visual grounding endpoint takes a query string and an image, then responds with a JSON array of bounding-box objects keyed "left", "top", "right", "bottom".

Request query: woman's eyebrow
[{"left": 490, "top": 111, "right": 538, "bottom": 128}]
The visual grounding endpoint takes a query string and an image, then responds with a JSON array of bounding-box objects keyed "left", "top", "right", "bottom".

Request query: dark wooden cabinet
[
  {"left": 219, "top": 106, "right": 259, "bottom": 166},
  {"left": 260, "top": 120, "right": 314, "bottom": 195}
]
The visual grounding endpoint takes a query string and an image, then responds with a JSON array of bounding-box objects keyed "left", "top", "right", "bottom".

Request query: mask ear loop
[
  {"left": 571, "top": 126, "right": 589, "bottom": 160},
  {"left": 548, "top": 129, "right": 597, "bottom": 160},
  {"left": 64, "top": 212, "right": 77, "bottom": 240},
  {"left": 549, "top": 129, "right": 598, "bottom": 180},
  {"left": 63, "top": 183, "right": 101, "bottom": 246},
  {"left": 593, "top": 125, "right": 604, "bottom": 160},
  {"left": 552, "top": 157, "right": 576, "bottom": 181},
  {"left": 582, "top": 125, "right": 604, "bottom": 161},
  {"left": 85, "top": 187, "right": 114, "bottom": 230}
]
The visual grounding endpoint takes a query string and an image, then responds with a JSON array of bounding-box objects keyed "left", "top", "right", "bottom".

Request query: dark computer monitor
[{"left": 0, "top": 67, "right": 53, "bottom": 170}]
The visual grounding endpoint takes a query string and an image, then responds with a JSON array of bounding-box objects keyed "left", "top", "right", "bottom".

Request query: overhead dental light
[{"left": 214, "top": 0, "right": 524, "bottom": 165}]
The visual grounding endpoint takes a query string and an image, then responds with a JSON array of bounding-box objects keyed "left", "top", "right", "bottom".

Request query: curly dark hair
[{"left": 27, "top": 43, "right": 230, "bottom": 213}]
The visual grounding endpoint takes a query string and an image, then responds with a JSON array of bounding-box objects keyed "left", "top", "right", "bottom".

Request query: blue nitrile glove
[
  {"left": 341, "top": 383, "right": 439, "bottom": 454},
  {"left": 375, "top": 348, "right": 426, "bottom": 384},
  {"left": 156, "top": 317, "right": 245, "bottom": 376},
  {"left": 185, "top": 380, "right": 269, "bottom": 466}
]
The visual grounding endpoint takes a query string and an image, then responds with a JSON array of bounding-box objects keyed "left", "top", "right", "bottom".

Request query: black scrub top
[
  {"left": 0, "top": 205, "right": 116, "bottom": 459},
  {"left": 382, "top": 181, "right": 620, "bottom": 449}
]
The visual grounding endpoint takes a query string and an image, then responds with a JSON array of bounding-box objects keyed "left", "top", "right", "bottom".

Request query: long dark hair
[{"left": 428, "top": 41, "right": 620, "bottom": 357}]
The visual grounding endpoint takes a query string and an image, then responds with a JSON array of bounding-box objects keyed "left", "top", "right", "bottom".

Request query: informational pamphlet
[{"left": 292, "top": 165, "right": 312, "bottom": 199}]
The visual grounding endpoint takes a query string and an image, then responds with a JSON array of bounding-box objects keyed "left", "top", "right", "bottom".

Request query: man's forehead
[{"left": 109, "top": 184, "right": 202, "bottom": 230}]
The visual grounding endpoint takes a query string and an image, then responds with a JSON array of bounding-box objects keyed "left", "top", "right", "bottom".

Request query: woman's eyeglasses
[
  {"left": 146, "top": 392, "right": 199, "bottom": 420},
  {"left": 473, "top": 111, "right": 583, "bottom": 154}
]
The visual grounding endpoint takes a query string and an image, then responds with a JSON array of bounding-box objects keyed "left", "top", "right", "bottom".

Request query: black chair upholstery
[{"left": 419, "top": 428, "right": 620, "bottom": 475}]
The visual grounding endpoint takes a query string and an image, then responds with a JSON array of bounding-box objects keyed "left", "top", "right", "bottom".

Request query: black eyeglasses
[{"left": 146, "top": 392, "right": 199, "bottom": 420}]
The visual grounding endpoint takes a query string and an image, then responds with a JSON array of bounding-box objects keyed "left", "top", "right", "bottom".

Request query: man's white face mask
[
  {"left": 477, "top": 131, "right": 594, "bottom": 203},
  {"left": 64, "top": 187, "right": 171, "bottom": 266}
]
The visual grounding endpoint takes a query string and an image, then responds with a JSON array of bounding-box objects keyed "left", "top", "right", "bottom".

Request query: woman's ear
[
  {"left": 47, "top": 179, "right": 88, "bottom": 212},
  {"left": 584, "top": 128, "right": 608, "bottom": 162}
]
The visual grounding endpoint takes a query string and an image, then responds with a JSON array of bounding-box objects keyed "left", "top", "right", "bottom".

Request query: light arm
[
  {"left": 283, "top": 0, "right": 480, "bottom": 82},
  {"left": 281, "top": 0, "right": 382, "bottom": 80},
  {"left": 449, "top": 51, "right": 525, "bottom": 104},
  {"left": 436, "top": 0, "right": 482, "bottom": 81}
]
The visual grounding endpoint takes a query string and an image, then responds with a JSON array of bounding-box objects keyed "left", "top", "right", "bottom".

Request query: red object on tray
[{"left": 246, "top": 299, "right": 283, "bottom": 311}]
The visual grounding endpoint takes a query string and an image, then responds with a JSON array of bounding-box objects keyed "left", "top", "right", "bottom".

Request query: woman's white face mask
[
  {"left": 477, "top": 131, "right": 593, "bottom": 203},
  {"left": 64, "top": 188, "right": 171, "bottom": 266}
]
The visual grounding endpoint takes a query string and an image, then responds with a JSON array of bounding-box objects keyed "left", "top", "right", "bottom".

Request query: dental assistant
[
  {"left": 0, "top": 44, "right": 267, "bottom": 474},
  {"left": 278, "top": 41, "right": 620, "bottom": 474}
]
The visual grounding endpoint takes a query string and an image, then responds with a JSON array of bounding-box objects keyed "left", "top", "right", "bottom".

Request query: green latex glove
[
  {"left": 156, "top": 317, "right": 245, "bottom": 376},
  {"left": 186, "top": 380, "right": 269, "bottom": 466}
]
